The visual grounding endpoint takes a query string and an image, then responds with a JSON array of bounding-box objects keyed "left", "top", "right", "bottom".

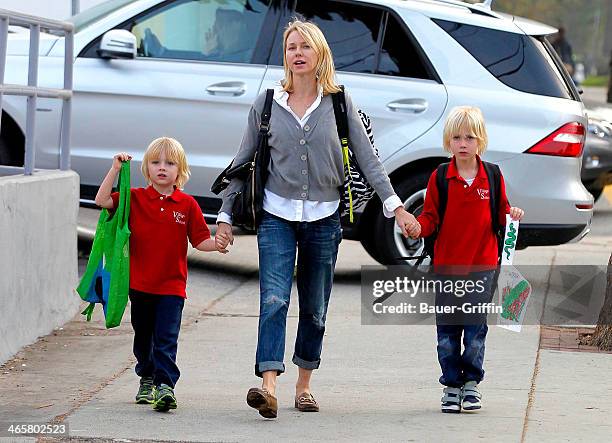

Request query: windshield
[{"left": 68, "top": 0, "right": 137, "bottom": 32}]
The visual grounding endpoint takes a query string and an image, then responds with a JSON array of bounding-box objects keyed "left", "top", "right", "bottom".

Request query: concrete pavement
[{"left": 0, "top": 194, "right": 610, "bottom": 442}]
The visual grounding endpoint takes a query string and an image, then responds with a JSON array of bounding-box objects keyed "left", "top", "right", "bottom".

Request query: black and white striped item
[{"left": 332, "top": 88, "right": 378, "bottom": 221}]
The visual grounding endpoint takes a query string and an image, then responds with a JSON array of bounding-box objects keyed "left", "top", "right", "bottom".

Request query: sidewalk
[
  {"left": 1, "top": 203, "right": 610, "bottom": 442},
  {"left": 1, "top": 196, "right": 610, "bottom": 442}
]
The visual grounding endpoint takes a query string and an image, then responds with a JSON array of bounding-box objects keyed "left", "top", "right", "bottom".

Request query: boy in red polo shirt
[
  {"left": 412, "top": 107, "right": 524, "bottom": 414},
  {"left": 95, "top": 137, "right": 229, "bottom": 412}
]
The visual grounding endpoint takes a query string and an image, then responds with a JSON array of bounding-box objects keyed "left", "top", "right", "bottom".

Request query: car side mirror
[{"left": 97, "top": 29, "right": 137, "bottom": 59}]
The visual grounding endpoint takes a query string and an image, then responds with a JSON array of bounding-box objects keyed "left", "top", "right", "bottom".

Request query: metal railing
[{"left": 0, "top": 8, "right": 74, "bottom": 175}]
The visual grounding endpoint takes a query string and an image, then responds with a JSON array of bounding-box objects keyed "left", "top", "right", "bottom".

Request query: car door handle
[
  {"left": 387, "top": 99, "right": 428, "bottom": 114},
  {"left": 205, "top": 82, "right": 246, "bottom": 96}
]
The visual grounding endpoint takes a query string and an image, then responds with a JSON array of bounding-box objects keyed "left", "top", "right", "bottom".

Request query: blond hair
[
  {"left": 141, "top": 137, "right": 190, "bottom": 189},
  {"left": 443, "top": 106, "right": 488, "bottom": 155},
  {"left": 281, "top": 19, "right": 341, "bottom": 95}
]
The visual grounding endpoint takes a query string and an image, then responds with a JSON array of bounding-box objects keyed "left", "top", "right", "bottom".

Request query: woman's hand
[
  {"left": 394, "top": 206, "right": 420, "bottom": 239},
  {"left": 215, "top": 222, "right": 234, "bottom": 251},
  {"left": 509, "top": 207, "right": 524, "bottom": 221}
]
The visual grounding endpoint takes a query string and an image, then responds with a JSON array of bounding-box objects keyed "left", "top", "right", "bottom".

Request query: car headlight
[{"left": 588, "top": 119, "right": 612, "bottom": 138}]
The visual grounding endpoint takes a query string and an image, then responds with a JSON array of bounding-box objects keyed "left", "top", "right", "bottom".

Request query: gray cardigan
[{"left": 219, "top": 89, "right": 396, "bottom": 215}]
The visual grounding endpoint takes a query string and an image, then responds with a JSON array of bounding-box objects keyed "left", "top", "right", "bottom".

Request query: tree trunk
[{"left": 589, "top": 253, "right": 612, "bottom": 350}]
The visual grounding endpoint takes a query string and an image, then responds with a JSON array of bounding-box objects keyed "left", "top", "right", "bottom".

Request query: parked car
[
  {"left": 583, "top": 111, "right": 612, "bottom": 201},
  {"left": 0, "top": 0, "right": 593, "bottom": 264}
]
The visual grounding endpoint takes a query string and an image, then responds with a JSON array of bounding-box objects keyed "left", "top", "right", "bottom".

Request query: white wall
[
  {"left": 0, "top": 0, "right": 105, "bottom": 20},
  {"left": 0, "top": 170, "right": 81, "bottom": 365}
]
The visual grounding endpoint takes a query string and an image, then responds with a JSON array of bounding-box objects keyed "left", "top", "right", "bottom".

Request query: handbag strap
[
  {"left": 331, "top": 85, "right": 355, "bottom": 222},
  {"left": 260, "top": 89, "right": 274, "bottom": 133}
]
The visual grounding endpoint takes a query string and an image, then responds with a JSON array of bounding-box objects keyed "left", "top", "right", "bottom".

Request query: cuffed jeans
[
  {"left": 255, "top": 210, "right": 342, "bottom": 377},
  {"left": 129, "top": 289, "right": 184, "bottom": 388},
  {"left": 435, "top": 270, "right": 495, "bottom": 387}
]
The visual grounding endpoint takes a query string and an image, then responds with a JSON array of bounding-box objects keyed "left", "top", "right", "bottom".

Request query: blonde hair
[
  {"left": 443, "top": 106, "right": 488, "bottom": 155},
  {"left": 281, "top": 19, "right": 341, "bottom": 95},
  {"left": 141, "top": 137, "right": 190, "bottom": 189}
]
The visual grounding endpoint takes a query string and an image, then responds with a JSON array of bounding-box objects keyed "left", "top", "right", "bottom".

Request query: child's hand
[
  {"left": 215, "top": 227, "right": 232, "bottom": 253},
  {"left": 408, "top": 221, "right": 421, "bottom": 239},
  {"left": 215, "top": 242, "right": 229, "bottom": 254},
  {"left": 112, "top": 152, "right": 132, "bottom": 171},
  {"left": 509, "top": 207, "right": 524, "bottom": 221}
]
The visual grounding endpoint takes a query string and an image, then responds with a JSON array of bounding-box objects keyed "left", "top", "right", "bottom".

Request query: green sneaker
[
  {"left": 135, "top": 376, "right": 154, "bottom": 404},
  {"left": 153, "top": 384, "right": 177, "bottom": 412}
]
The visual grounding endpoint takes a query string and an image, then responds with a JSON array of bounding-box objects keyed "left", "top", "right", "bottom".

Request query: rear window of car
[{"left": 434, "top": 19, "right": 574, "bottom": 99}]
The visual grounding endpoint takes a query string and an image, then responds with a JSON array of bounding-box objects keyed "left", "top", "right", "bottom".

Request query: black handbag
[{"left": 211, "top": 89, "right": 274, "bottom": 231}]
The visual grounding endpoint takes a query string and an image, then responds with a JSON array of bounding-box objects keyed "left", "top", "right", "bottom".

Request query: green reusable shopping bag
[{"left": 76, "top": 161, "right": 131, "bottom": 328}]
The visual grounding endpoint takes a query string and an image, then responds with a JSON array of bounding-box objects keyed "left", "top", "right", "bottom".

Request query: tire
[
  {"left": 588, "top": 185, "right": 604, "bottom": 202},
  {"left": 373, "top": 171, "right": 432, "bottom": 265},
  {"left": 0, "top": 136, "right": 12, "bottom": 165},
  {"left": 0, "top": 134, "right": 22, "bottom": 166},
  {"left": 359, "top": 210, "right": 384, "bottom": 262}
]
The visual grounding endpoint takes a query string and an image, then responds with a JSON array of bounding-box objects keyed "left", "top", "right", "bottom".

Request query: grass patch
[{"left": 582, "top": 76, "right": 609, "bottom": 87}]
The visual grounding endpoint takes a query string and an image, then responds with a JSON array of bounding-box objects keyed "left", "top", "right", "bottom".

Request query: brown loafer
[
  {"left": 294, "top": 392, "right": 319, "bottom": 412},
  {"left": 246, "top": 387, "right": 278, "bottom": 419}
]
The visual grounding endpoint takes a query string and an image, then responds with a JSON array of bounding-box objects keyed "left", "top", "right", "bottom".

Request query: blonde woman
[{"left": 216, "top": 20, "right": 418, "bottom": 418}]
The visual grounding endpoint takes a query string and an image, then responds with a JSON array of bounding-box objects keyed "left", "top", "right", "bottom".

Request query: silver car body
[{"left": 1, "top": 0, "right": 593, "bottom": 262}]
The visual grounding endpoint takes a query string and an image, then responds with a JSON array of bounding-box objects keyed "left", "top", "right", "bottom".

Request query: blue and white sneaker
[
  {"left": 462, "top": 381, "right": 482, "bottom": 411},
  {"left": 441, "top": 387, "right": 462, "bottom": 413}
]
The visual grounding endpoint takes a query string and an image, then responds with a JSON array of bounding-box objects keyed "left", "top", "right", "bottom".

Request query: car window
[
  {"left": 128, "top": 0, "right": 271, "bottom": 63},
  {"left": 69, "top": 0, "right": 135, "bottom": 33},
  {"left": 434, "top": 19, "right": 574, "bottom": 99},
  {"left": 377, "top": 13, "right": 434, "bottom": 80},
  {"left": 270, "top": 0, "right": 382, "bottom": 73}
]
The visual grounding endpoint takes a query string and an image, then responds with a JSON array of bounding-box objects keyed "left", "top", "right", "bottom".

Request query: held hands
[
  {"left": 394, "top": 206, "right": 421, "bottom": 239},
  {"left": 509, "top": 207, "right": 525, "bottom": 221},
  {"left": 215, "top": 222, "right": 234, "bottom": 253},
  {"left": 112, "top": 152, "right": 132, "bottom": 171}
]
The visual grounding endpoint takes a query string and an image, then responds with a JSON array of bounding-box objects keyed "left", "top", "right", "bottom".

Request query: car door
[
  {"left": 261, "top": 0, "right": 447, "bottom": 163},
  {"left": 71, "top": 0, "right": 277, "bottom": 215}
]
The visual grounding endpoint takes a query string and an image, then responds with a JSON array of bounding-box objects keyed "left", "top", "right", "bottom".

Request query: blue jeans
[
  {"left": 255, "top": 210, "right": 342, "bottom": 377},
  {"left": 129, "top": 289, "right": 184, "bottom": 388},
  {"left": 435, "top": 270, "right": 495, "bottom": 387}
]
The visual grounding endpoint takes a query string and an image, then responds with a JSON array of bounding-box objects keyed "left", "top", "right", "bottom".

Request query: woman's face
[{"left": 285, "top": 30, "right": 319, "bottom": 77}]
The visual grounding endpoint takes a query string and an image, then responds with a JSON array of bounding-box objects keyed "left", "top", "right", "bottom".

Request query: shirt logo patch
[
  {"left": 173, "top": 211, "right": 186, "bottom": 225},
  {"left": 477, "top": 189, "right": 490, "bottom": 200}
]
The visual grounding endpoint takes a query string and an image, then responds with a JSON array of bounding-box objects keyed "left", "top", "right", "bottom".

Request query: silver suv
[{"left": 0, "top": 0, "right": 593, "bottom": 264}]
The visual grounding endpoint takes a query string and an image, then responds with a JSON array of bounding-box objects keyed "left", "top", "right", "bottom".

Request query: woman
[{"left": 215, "top": 19, "right": 418, "bottom": 419}]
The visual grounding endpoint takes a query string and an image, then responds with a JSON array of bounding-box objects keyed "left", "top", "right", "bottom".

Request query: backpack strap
[
  {"left": 331, "top": 85, "right": 355, "bottom": 222},
  {"left": 435, "top": 162, "right": 450, "bottom": 227},
  {"left": 482, "top": 161, "right": 503, "bottom": 261}
]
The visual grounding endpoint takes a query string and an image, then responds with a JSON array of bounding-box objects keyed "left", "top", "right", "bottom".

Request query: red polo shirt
[
  {"left": 111, "top": 186, "right": 210, "bottom": 297},
  {"left": 417, "top": 156, "right": 510, "bottom": 267}
]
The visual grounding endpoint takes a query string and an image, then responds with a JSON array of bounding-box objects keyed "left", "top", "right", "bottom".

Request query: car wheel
[
  {"left": 583, "top": 179, "right": 604, "bottom": 202},
  {"left": 588, "top": 185, "right": 603, "bottom": 202},
  {"left": 373, "top": 171, "right": 432, "bottom": 265},
  {"left": 0, "top": 136, "right": 13, "bottom": 165},
  {"left": 359, "top": 215, "right": 383, "bottom": 262}
]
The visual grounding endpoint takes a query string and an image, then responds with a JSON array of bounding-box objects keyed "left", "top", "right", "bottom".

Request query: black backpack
[{"left": 411, "top": 161, "right": 504, "bottom": 265}]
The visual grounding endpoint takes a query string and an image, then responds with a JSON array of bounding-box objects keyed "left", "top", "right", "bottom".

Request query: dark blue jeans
[
  {"left": 255, "top": 210, "right": 342, "bottom": 377},
  {"left": 435, "top": 270, "right": 495, "bottom": 388},
  {"left": 129, "top": 289, "right": 184, "bottom": 388}
]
